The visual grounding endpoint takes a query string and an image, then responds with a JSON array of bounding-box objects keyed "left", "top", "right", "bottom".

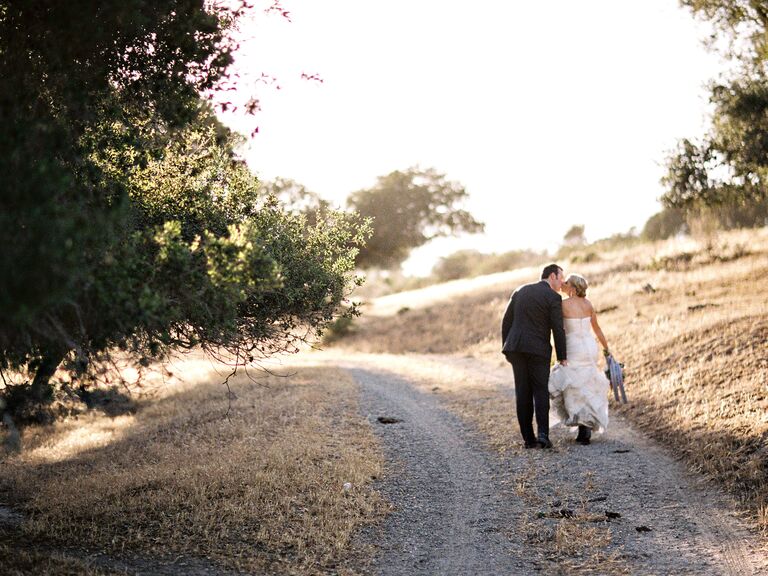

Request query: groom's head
[{"left": 541, "top": 264, "right": 564, "bottom": 291}]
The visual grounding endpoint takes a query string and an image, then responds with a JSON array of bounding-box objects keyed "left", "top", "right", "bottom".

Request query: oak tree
[
  {"left": 662, "top": 0, "right": 768, "bottom": 221},
  {"left": 0, "top": 1, "right": 368, "bottom": 421},
  {"left": 347, "top": 167, "right": 484, "bottom": 269}
]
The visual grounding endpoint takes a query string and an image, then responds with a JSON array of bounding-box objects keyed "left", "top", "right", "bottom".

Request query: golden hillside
[{"left": 338, "top": 228, "right": 768, "bottom": 530}]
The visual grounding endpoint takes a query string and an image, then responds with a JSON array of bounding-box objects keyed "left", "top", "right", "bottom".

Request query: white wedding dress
[{"left": 548, "top": 317, "right": 610, "bottom": 432}]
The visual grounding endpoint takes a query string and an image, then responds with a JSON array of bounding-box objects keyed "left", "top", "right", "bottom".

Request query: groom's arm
[
  {"left": 549, "top": 296, "right": 567, "bottom": 361},
  {"left": 500, "top": 291, "right": 516, "bottom": 347}
]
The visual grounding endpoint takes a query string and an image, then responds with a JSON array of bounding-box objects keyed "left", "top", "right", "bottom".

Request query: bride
[{"left": 548, "top": 273, "right": 611, "bottom": 445}]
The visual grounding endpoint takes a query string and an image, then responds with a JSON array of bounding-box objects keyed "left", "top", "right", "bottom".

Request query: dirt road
[
  {"left": 352, "top": 367, "right": 533, "bottom": 575},
  {"left": 3, "top": 349, "right": 765, "bottom": 575},
  {"left": 335, "top": 353, "right": 768, "bottom": 576}
]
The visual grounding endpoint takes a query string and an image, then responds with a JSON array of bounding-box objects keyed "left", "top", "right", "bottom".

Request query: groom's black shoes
[
  {"left": 576, "top": 425, "right": 592, "bottom": 445},
  {"left": 537, "top": 435, "right": 553, "bottom": 449},
  {"left": 524, "top": 440, "right": 538, "bottom": 449}
]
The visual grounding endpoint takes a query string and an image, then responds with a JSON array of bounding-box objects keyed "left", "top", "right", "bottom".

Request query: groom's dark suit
[{"left": 501, "top": 280, "right": 566, "bottom": 445}]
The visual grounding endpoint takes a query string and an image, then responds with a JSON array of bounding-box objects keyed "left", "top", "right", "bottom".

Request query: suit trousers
[{"left": 506, "top": 351, "right": 550, "bottom": 443}]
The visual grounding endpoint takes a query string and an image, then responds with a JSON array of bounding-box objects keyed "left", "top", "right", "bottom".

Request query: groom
[{"left": 501, "top": 264, "right": 567, "bottom": 449}]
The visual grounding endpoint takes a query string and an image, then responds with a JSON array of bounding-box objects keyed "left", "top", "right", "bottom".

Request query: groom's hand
[{"left": 559, "top": 359, "right": 569, "bottom": 366}]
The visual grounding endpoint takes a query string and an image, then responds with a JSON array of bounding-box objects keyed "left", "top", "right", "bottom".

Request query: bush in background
[{"left": 432, "top": 249, "right": 545, "bottom": 282}]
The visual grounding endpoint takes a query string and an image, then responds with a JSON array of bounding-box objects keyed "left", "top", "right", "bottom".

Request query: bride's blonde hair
[{"left": 566, "top": 273, "right": 588, "bottom": 298}]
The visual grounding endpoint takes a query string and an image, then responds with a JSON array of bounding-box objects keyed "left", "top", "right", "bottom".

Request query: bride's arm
[{"left": 589, "top": 303, "right": 610, "bottom": 353}]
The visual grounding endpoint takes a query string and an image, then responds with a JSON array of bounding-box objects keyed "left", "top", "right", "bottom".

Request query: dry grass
[
  {"left": 309, "top": 351, "right": 518, "bottom": 454},
  {"left": 336, "top": 227, "right": 768, "bottom": 532},
  {"left": 0, "top": 361, "right": 387, "bottom": 574},
  {"left": 513, "top": 457, "right": 629, "bottom": 575},
  {"left": 584, "top": 231, "right": 768, "bottom": 533}
]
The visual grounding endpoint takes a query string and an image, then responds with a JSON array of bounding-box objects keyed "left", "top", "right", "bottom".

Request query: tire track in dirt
[
  {"left": 349, "top": 367, "right": 535, "bottom": 576},
  {"left": 603, "top": 412, "right": 762, "bottom": 576},
  {"left": 411, "top": 353, "right": 768, "bottom": 576},
  {"left": 310, "top": 351, "right": 768, "bottom": 575}
]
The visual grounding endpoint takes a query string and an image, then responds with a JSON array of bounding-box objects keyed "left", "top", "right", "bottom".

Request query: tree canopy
[
  {"left": 681, "top": 0, "right": 768, "bottom": 65},
  {"left": 642, "top": 207, "right": 688, "bottom": 241},
  {"left": 0, "top": 1, "right": 368, "bottom": 420},
  {"left": 662, "top": 1, "right": 768, "bottom": 218},
  {"left": 562, "top": 225, "right": 587, "bottom": 246},
  {"left": 261, "top": 177, "right": 332, "bottom": 227},
  {"left": 347, "top": 167, "right": 484, "bottom": 269}
]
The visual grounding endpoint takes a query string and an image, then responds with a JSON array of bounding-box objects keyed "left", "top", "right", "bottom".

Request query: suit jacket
[{"left": 501, "top": 280, "right": 566, "bottom": 361}]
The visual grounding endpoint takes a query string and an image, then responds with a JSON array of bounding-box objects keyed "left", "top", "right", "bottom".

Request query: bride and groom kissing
[{"left": 501, "top": 264, "right": 612, "bottom": 449}]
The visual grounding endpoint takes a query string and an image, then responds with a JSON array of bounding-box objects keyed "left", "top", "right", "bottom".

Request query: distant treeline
[
  {"left": 431, "top": 249, "right": 546, "bottom": 282},
  {"left": 642, "top": 200, "right": 768, "bottom": 242}
]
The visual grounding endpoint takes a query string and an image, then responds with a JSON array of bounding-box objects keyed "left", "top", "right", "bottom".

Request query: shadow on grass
[
  {"left": 618, "top": 395, "right": 767, "bottom": 530},
  {"left": 0, "top": 363, "right": 352, "bottom": 575}
]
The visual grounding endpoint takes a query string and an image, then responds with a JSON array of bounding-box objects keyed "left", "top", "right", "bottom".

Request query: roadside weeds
[{"left": 0, "top": 363, "right": 388, "bottom": 575}]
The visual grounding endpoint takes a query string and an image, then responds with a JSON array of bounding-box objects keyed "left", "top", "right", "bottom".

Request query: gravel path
[
  {"left": 351, "top": 367, "right": 535, "bottom": 576},
  {"left": 592, "top": 412, "right": 763, "bottom": 574},
  {"left": 343, "top": 354, "right": 768, "bottom": 576}
]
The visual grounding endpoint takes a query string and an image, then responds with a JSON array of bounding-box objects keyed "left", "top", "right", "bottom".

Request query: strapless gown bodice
[{"left": 563, "top": 317, "right": 600, "bottom": 365}]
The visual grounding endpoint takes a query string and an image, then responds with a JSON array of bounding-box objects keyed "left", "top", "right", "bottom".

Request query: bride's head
[{"left": 564, "top": 274, "right": 588, "bottom": 298}]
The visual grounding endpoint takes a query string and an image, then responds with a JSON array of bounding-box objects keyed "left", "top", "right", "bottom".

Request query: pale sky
[{"left": 218, "top": 0, "right": 724, "bottom": 275}]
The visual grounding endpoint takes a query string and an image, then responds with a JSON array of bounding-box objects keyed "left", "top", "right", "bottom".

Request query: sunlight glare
[{"left": 28, "top": 415, "right": 135, "bottom": 463}]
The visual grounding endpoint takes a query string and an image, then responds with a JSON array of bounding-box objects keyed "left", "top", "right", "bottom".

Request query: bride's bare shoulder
[{"left": 561, "top": 298, "right": 587, "bottom": 319}]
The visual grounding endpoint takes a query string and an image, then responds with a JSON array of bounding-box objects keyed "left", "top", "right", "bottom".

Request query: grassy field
[
  {"left": 337, "top": 227, "right": 768, "bottom": 533},
  {"left": 0, "top": 360, "right": 387, "bottom": 575},
  {"left": 1, "top": 227, "right": 765, "bottom": 574}
]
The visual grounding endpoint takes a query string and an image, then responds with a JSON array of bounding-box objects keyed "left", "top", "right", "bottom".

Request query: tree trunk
[{"left": 29, "top": 348, "right": 67, "bottom": 404}]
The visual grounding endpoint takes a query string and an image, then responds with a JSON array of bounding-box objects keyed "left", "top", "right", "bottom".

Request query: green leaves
[
  {"left": 0, "top": 2, "right": 370, "bottom": 412},
  {"left": 681, "top": 1, "right": 768, "bottom": 66},
  {"left": 662, "top": 2, "right": 768, "bottom": 216}
]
